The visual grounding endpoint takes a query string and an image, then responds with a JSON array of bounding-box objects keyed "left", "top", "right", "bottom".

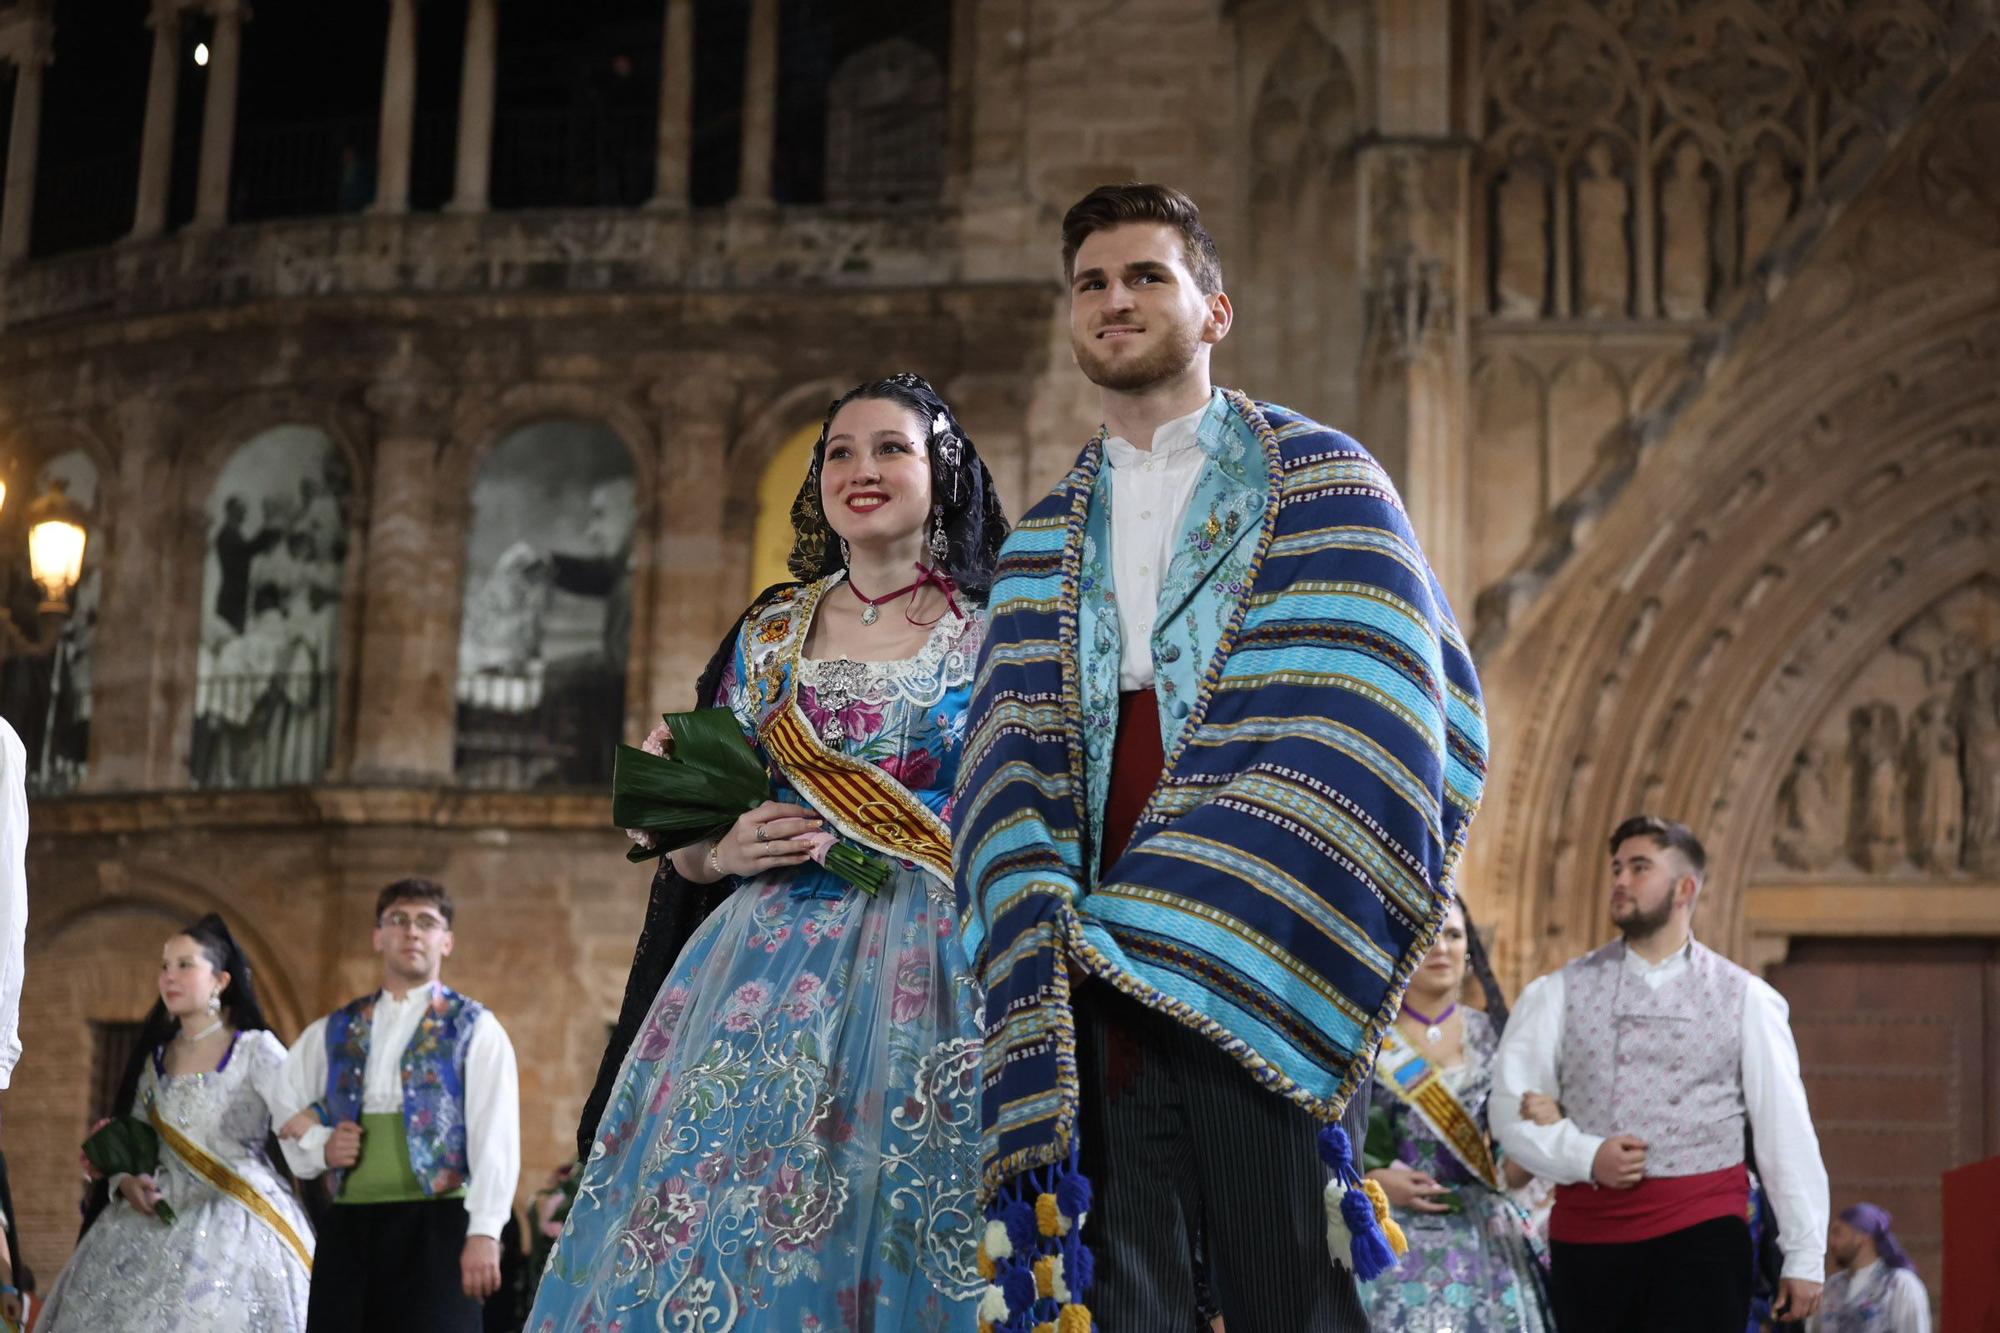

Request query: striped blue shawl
[{"left": 952, "top": 391, "right": 1487, "bottom": 1196}]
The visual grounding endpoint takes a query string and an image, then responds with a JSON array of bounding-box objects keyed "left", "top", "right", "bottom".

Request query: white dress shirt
[
  {"left": 0, "top": 721, "right": 27, "bottom": 1089},
  {"left": 1811, "top": 1261, "right": 1931, "bottom": 1333},
  {"left": 1490, "top": 938, "right": 1831, "bottom": 1282},
  {"left": 276, "top": 983, "right": 521, "bottom": 1239},
  {"left": 1104, "top": 395, "right": 1216, "bottom": 691}
]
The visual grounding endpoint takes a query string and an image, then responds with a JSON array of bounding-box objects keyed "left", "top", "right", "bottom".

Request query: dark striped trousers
[{"left": 1075, "top": 982, "right": 1373, "bottom": 1333}]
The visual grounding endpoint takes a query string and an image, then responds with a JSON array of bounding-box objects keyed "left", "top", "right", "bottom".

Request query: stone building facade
[{"left": 0, "top": 0, "right": 1992, "bottom": 1300}]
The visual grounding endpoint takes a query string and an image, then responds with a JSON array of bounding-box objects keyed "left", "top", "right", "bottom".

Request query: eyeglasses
[{"left": 380, "top": 911, "right": 449, "bottom": 934}]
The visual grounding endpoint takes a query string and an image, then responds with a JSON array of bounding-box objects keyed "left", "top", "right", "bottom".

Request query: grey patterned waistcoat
[{"left": 1558, "top": 939, "right": 1750, "bottom": 1178}]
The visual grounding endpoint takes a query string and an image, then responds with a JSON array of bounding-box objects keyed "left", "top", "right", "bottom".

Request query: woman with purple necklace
[{"left": 1360, "top": 898, "right": 1556, "bottom": 1332}]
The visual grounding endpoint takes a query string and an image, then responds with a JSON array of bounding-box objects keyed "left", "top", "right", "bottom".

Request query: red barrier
[{"left": 1943, "top": 1155, "right": 2000, "bottom": 1333}]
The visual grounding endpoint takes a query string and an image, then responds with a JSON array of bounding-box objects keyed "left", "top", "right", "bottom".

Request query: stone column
[
  {"left": 446, "top": 0, "right": 497, "bottom": 213},
  {"left": 192, "top": 0, "right": 248, "bottom": 229},
  {"left": 734, "top": 0, "right": 778, "bottom": 208},
  {"left": 130, "top": 1, "right": 184, "bottom": 241},
  {"left": 350, "top": 381, "right": 458, "bottom": 781},
  {"left": 87, "top": 403, "right": 177, "bottom": 790},
  {"left": 646, "top": 369, "right": 740, "bottom": 712},
  {"left": 0, "top": 29, "right": 52, "bottom": 263},
  {"left": 1374, "top": 0, "right": 1453, "bottom": 137},
  {"left": 1357, "top": 142, "right": 1474, "bottom": 610},
  {"left": 645, "top": 0, "right": 695, "bottom": 209},
  {"left": 950, "top": 0, "right": 1035, "bottom": 279},
  {"left": 371, "top": 0, "right": 419, "bottom": 215}
]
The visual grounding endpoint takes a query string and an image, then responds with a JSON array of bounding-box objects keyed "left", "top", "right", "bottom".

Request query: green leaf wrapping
[
  {"left": 82, "top": 1116, "right": 177, "bottom": 1224},
  {"left": 612, "top": 709, "right": 773, "bottom": 862},
  {"left": 610, "top": 707, "right": 893, "bottom": 897},
  {"left": 1362, "top": 1101, "right": 1398, "bottom": 1175}
]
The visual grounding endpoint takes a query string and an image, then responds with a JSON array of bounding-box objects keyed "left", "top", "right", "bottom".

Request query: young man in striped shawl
[{"left": 953, "top": 182, "right": 1487, "bottom": 1332}]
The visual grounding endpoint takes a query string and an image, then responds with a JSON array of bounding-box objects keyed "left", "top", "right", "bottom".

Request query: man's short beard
[
  {"left": 1072, "top": 319, "right": 1204, "bottom": 392},
  {"left": 1613, "top": 895, "right": 1675, "bottom": 941}
]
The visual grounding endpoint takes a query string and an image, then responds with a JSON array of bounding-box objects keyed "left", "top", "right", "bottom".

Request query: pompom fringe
[
  {"left": 977, "top": 1150, "right": 1096, "bottom": 1332},
  {"left": 1319, "top": 1124, "right": 1401, "bottom": 1282}
]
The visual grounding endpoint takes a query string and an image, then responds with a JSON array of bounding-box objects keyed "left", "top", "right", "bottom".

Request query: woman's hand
[
  {"left": 1365, "top": 1165, "right": 1453, "bottom": 1214},
  {"left": 277, "top": 1109, "right": 319, "bottom": 1141},
  {"left": 119, "top": 1173, "right": 164, "bottom": 1217},
  {"left": 710, "top": 802, "right": 825, "bottom": 878},
  {"left": 1520, "top": 1091, "right": 1563, "bottom": 1126},
  {"left": 0, "top": 1288, "right": 20, "bottom": 1324}
]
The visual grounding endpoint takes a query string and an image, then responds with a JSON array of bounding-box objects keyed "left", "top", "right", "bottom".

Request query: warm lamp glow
[
  {"left": 29, "top": 518, "right": 86, "bottom": 605},
  {"left": 0, "top": 479, "right": 8, "bottom": 520},
  {"left": 24, "top": 480, "right": 88, "bottom": 608},
  {"left": 194, "top": 41, "right": 210, "bottom": 66}
]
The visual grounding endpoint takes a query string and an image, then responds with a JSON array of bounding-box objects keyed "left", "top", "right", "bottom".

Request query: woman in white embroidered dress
[
  {"left": 529, "top": 375, "right": 1010, "bottom": 1332},
  {"left": 40, "top": 913, "right": 313, "bottom": 1332}
]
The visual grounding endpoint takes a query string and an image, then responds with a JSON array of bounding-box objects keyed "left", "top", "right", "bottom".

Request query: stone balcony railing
[{"left": 0, "top": 204, "right": 963, "bottom": 331}]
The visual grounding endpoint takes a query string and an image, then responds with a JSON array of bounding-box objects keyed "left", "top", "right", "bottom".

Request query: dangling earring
[
  {"left": 840, "top": 538, "right": 851, "bottom": 567},
  {"left": 928, "top": 505, "right": 948, "bottom": 563},
  {"left": 205, "top": 993, "right": 222, "bottom": 1016}
]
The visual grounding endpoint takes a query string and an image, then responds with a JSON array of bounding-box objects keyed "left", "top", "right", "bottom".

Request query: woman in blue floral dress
[
  {"left": 1361, "top": 900, "right": 1556, "bottom": 1333},
  {"left": 528, "top": 375, "right": 1009, "bottom": 1333}
]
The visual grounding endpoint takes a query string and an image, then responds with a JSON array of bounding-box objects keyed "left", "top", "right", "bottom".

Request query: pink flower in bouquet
[
  {"left": 534, "top": 1188, "right": 567, "bottom": 1238},
  {"left": 798, "top": 830, "right": 837, "bottom": 865},
  {"left": 622, "top": 722, "right": 675, "bottom": 850}
]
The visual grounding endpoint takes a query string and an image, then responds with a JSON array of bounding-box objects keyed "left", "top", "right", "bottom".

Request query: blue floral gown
[
  {"left": 1359, "top": 1010, "right": 1556, "bottom": 1333},
  {"left": 530, "top": 578, "right": 984, "bottom": 1333}
]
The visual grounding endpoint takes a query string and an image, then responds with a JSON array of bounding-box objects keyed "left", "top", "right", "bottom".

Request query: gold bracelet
[{"left": 707, "top": 840, "right": 724, "bottom": 878}]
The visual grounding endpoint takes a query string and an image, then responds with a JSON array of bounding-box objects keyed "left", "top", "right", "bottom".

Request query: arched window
[
  {"left": 750, "top": 421, "right": 820, "bottom": 594},
  {"left": 190, "top": 426, "right": 352, "bottom": 789},
  {"left": 455, "top": 420, "right": 636, "bottom": 789},
  {"left": 0, "top": 448, "right": 102, "bottom": 795}
]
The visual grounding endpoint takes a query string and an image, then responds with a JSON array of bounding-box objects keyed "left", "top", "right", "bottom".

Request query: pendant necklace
[
  {"left": 1401, "top": 1001, "right": 1457, "bottom": 1046},
  {"left": 848, "top": 570, "right": 929, "bottom": 626}
]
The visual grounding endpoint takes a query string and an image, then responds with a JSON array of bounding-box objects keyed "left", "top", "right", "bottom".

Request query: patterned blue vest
[{"left": 323, "top": 984, "right": 486, "bottom": 1197}]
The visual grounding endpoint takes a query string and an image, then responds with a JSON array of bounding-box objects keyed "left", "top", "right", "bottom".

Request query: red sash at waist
[
  {"left": 1550, "top": 1162, "right": 1749, "bottom": 1246},
  {"left": 1101, "top": 689, "right": 1165, "bottom": 878}
]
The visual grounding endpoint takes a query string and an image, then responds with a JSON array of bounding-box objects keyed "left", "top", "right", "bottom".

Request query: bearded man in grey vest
[{"left": 1491, "top": 815, "right": 1829, "bottom": 1332}]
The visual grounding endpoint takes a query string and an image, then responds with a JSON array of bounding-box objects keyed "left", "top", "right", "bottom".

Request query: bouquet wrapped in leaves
[
  {"left": 82, "top": 1115, "right": 177, "bottom": 1224},
  {"left": 1361, "top": 1101, "right": 1462, "bottom": 1213},
  {"left": 613, "top": 708, "right": 890, "bottom": 895}
]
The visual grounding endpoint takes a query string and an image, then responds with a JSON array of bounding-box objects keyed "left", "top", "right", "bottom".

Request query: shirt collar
[
  {"left": 377, "top": 980, "right": 438, "bottom": 1010},
  {"left": 1620, "top": 934, "right": 1695, "bottom": 975},
  {"left": 1103, "top": 393, "right": 1215, "bottom": 469}
]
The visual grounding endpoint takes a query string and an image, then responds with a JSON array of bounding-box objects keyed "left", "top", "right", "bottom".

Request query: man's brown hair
[
  {"left": 375, "top": 877, "right": 455, "bottom": 927},
  {"left": 1060, "top": 182, "right": 1224, "bottom": 295},
  {"left": 1608, "top": 814, "right": 1707, "bottom": 882}
]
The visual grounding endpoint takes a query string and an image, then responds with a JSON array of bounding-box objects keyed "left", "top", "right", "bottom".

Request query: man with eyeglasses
[{"left": 276, "top": 878, "right": 520, "bottom": 1333}]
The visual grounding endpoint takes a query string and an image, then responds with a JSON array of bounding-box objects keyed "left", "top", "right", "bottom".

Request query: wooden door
[{"left": 1768, "top": 939, "right": 2000, "bottom": 1314}]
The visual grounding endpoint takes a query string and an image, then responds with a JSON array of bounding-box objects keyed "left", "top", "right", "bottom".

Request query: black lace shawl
[{"left": 573, "top": 586, "right": 797, "bottom": 1163}]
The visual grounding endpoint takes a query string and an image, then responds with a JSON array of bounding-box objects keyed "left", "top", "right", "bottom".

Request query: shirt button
[
  {"left": 1141, "top": 510, "right": 1153, "bottom": 520},
  {"left": 1139, "top": 564, "right": 1150, "bottom": 575}
]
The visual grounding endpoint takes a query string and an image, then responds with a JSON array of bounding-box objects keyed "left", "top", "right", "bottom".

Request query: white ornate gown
[{"left": 40, "top": 1028, "right": 315, "bottom": 1333}]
